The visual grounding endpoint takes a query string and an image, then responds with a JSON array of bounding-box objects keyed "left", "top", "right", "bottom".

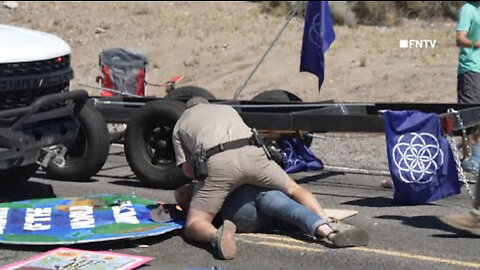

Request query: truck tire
[
  {"left": 252, "top": 89, "right": 312, "bottom": 147},
  {"left": 46, "top": 102, "right": 110, "bottom": 181},
  {"left": 165, "top": 86, "right": 216, "bottom": 100},
  {"left": 124, "top": 100, "right": 188, "bottom": 189},
  {"left": 0, "top": 164, "right": 39, "bottom": 186},
  {"left": 251, "top": 89, "right": 302, "bottom": 103}
]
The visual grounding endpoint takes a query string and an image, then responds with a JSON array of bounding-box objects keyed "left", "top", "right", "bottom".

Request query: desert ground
[
  {"left": 0, "top": 1, "right": 459, "bottom": 102},
  {"left": 0, "top": 1, "right": 461, "bottom": 171},
  {"left": 0, "top": 2, "right": 478, "bottom": 269}
]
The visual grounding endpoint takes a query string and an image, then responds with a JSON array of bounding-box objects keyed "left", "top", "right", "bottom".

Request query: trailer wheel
[
  {"left": 251, "top": 89, "right": 303, "bottom": 103},
  {"left": 46, "top": 102, "right": 110, "bottom": 181},
  {"left": 0, "top": 164, "right": 39, "bottom": 186},
  {"left": 124, "top": 100, "right": 188, "bottom": 189},
  {"left": 252, "top": 90, "right": 312, "bottom": 146},
  {"left": 165, "top": 86, "right": 216, "bottom": 100}
]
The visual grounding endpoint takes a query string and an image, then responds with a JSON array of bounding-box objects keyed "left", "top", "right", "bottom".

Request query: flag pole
[{"left": 233, "top": 1, "right": 305, "bottom": 100}]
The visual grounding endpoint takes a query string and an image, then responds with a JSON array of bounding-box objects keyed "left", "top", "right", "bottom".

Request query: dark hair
[{"left": 186, "top": 97, "right": 209, "bottom": 109}]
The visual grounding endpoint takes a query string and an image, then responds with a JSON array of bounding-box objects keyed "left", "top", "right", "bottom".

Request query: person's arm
[
  {"left": 456, "top": 4, "right": 478, "bottom": 48},
  {"left": 173, "top": 122, "right": 192, "bottom": 176},
  {"left": 456, "top": 31, "right": 480, "bottom": 48},
  {"left": 174, "top": 183, "right": 195, "bottom": 212}
]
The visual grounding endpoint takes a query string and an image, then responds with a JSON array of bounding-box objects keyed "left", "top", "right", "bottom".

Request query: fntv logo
[{"left": 399, "top": 39, "right": 437, "bottom": 49}]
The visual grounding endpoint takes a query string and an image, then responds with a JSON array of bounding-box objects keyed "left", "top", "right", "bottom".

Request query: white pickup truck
[{"left": 0, "top": 24, "right": 108, "bottom": 184}]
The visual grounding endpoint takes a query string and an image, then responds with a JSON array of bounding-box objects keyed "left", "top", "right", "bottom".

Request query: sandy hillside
[{"left": 0, "top": 1, "right": 460, "bottom": 103}]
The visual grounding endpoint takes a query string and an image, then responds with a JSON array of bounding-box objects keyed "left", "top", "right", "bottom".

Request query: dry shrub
[
  {"left": 260, "top": 1, "right": 464, "bottom": 27},
  {"left": 330, "top": 1, "right": 357, "bottom": 28},
  {"left": 132, "top": 2, "right": 151, "bottom": 16},
  {"left": 352, "top": 1, "right": 400, "bottom": 26},
  {"left": 260, "top": 1, "right": 293, "bottom": 17},
  {"left": 394, "top": 1, "right": 463, "bottom": 20}
]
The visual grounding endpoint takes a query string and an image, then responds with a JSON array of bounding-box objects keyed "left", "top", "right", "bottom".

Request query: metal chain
[
  {"left": 453, "top": 108, "right": 472, "bottom": 157},
  {"left": 447, "top": 109, "right": 475, "bottom": 202}
]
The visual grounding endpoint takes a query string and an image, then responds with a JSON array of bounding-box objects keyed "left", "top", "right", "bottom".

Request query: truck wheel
[
  {"left": 46, "top": 102, "right": 110, "bottom": 181},
  {"left": 251, "top": 89, "right": 302, "bottom": 103},
  {"left": 252, "top": 90, "right": 312, "bottom": 147},
  {"left": 0, "top": 164, "right": 39, "bottom": 186},
  {"left": 165, "top": 86, "right": 216, "bottom": 100},
  {"left": 124, "top": 100, "right": 189, "bottom": 189}
]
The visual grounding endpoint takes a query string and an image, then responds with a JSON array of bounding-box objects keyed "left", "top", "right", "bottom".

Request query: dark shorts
[{"left": 457, "top": 72, "right": 480, "bottom": 104}]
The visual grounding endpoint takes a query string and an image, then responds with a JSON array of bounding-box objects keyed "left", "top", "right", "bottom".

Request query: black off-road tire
[
  {"left": 165, "top": 86, "right": 216, "bottom": 100},
  {"left": 251, "top": 89, "right": 303, "bottom": 103},
  {"left": 0, "top": 164, "right": 39, "bottom": 186},
  {"left": 252, "top": 89, "right": 313, "bottom": 146},
  {"left": 46, "top": 102, "right": 110, "bottom": 181},
  {"left": 124, "top": 100, "right": 189, "bottom": 189}
]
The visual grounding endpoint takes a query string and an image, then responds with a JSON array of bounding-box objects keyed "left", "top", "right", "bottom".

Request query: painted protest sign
[
  {"left": 0, "top": 247, "right": 153, "bottom": 270},
  {"left": 0, "top": 194, "right": 183, "bottom": 245}
]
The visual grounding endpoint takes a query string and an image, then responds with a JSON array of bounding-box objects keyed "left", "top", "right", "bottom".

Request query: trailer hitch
[{"left": 37, "top": 145, "right": 67, "bottom": 168}]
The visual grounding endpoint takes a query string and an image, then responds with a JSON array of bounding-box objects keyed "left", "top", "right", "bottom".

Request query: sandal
[{"left": 213, "top": 220, "right": 237, "bottom": 260}]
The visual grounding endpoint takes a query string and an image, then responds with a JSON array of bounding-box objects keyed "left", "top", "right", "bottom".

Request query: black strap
[{"left": 206, "top": 137, "right": 255, "bottom": 159}]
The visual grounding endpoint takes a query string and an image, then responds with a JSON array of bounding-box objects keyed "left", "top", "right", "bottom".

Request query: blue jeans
[{"left": 220, "top": 185, "right": 327, "bottom": 237}]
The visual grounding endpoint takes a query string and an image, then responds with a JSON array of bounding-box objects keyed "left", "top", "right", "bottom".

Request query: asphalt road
[{"left": 0, "top": 145, "right": 478, "bottom": 270}]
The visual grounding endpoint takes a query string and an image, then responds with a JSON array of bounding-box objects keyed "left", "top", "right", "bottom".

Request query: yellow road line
[
  {"left": 240, "top": 233, "right": 311, "bottom": 245},
  {"left": 238, "top": 239, "right": 325, "bottom": 254},
  {"left": 240, "top": 233, "right": 480, "bottom": 268},
  {"left": 351, "top": 247, "right": 480, "bottom": 269}
]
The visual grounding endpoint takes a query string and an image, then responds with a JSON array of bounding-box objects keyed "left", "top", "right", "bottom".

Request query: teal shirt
[{"left": 457, "top": 2, "right": 480, "bottom": 74}]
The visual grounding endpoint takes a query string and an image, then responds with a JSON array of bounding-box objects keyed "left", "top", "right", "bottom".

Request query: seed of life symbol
[
  {"left": 392, "top": 132, "right": 444, "bottom": 184},
  {"left": 308, "top": 13, "right": 324, "bottom": 56}
]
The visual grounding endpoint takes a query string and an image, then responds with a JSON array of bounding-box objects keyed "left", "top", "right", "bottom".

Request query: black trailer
[{"left": 89, "top": 87, "right": 480, "bottom": 190}]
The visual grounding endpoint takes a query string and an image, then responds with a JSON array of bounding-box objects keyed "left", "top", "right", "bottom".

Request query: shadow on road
[
  {"left": 0, "top": 181, "right": 56, "bottom": 202},
  {"left": 0, "top": 230, "right": 179, "bottom": 253},
  {"left": 342, "top": 197, "right": 438, "bottom": 208},
  {"left": 294, "top": 171, "right": 344, "bottom": 184},
  {"left": 342, "top": 197, "right": 395, "bottom": 208},
  {"left": 179, "top": 233, "right": 217, "bottom": 259},
  {"left": 375, "top": 215, "right": 480, "bottom": 238},
  {"left": 109, "top": 179, "right": 148, "bottom": 188},
  {"left": 33, "top": 171, "right": 99, "bottom": 183}
]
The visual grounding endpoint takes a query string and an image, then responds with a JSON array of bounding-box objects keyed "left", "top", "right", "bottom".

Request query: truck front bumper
[{"left": 0, "top": 90, "right": 88, "bottom": 169}]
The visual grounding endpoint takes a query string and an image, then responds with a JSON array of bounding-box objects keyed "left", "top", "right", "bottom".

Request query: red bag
[{"left": 97, "top": 48, "right": 148, "bottom": 97}]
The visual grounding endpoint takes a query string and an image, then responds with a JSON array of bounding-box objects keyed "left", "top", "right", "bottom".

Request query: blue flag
[
  {"left": 280, "top": 138, "right": 323, "bottom": 174},
  {"left": 384, "top": 110, "right": 462, "bottom": 205},
  {"left": 300, "top": 1, "right": 336, "bottom": 89}
]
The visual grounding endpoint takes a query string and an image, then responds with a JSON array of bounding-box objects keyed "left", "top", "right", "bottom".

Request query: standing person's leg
[
  {"left": 475, "top": 171, "right": 480, "bottom": 210},
  {"left": 458, "top": 72, "right": 480, "bottom": 172}
]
